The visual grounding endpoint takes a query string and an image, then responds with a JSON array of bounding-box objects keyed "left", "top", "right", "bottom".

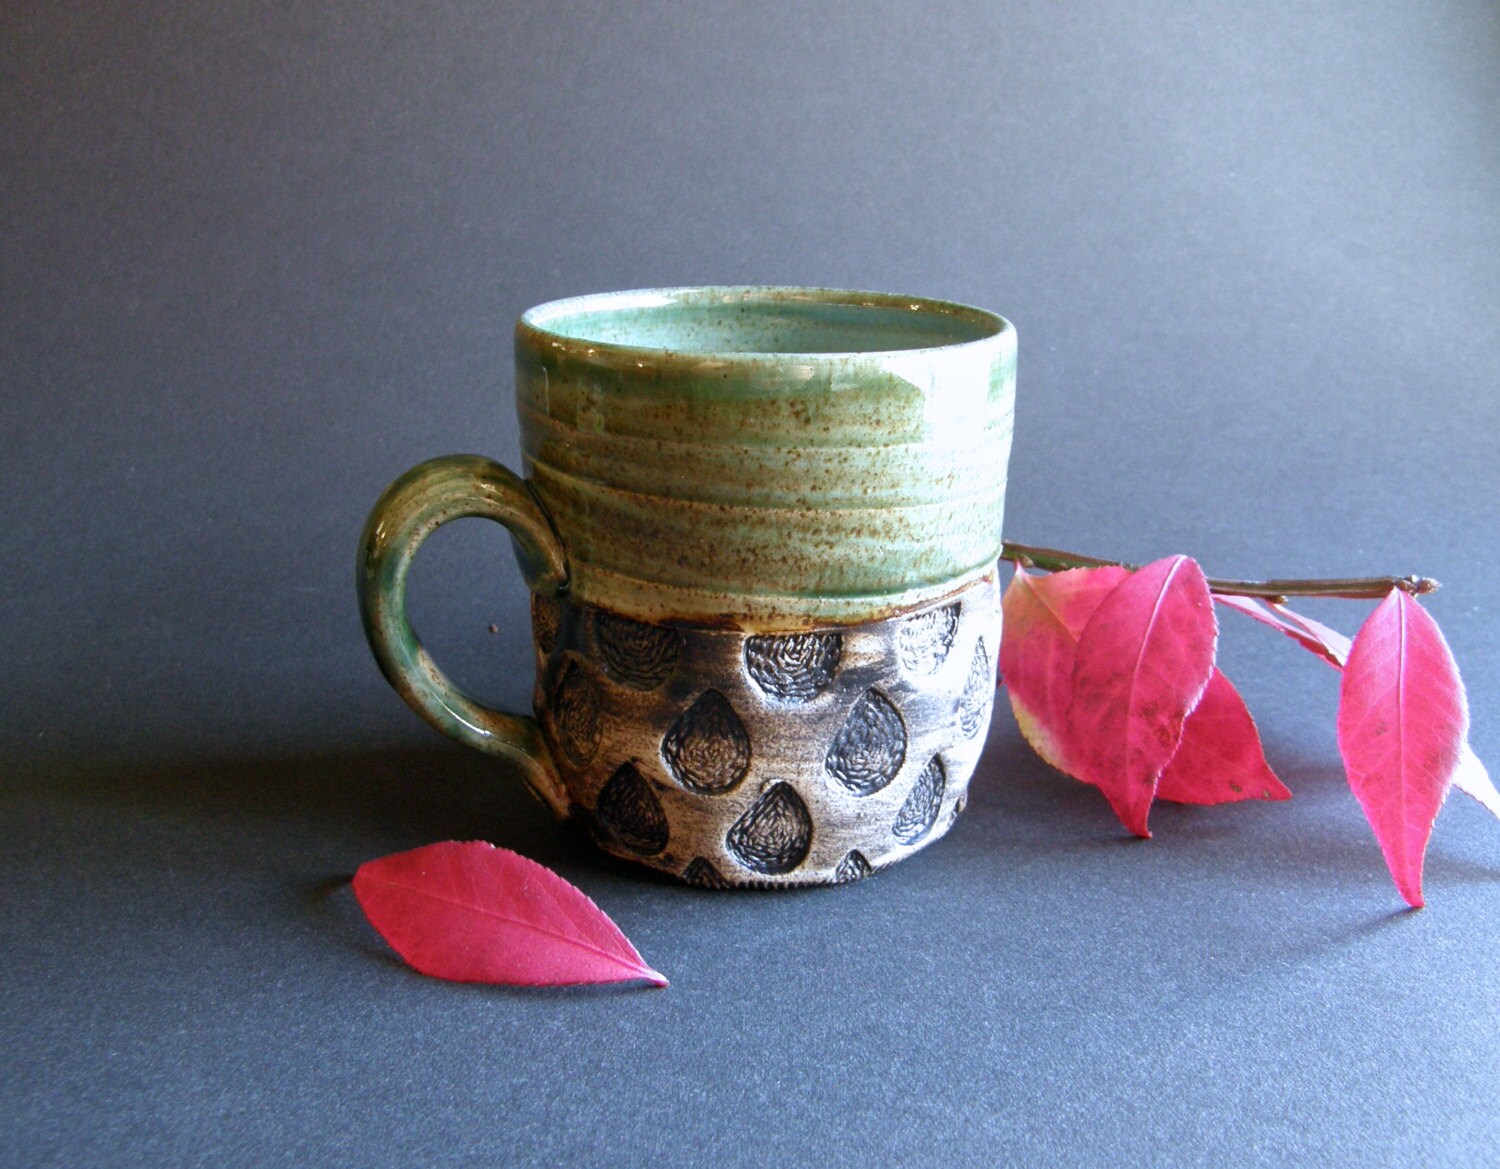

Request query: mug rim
[{"left": 517, "top": 285, "right": 1011, "bottom": 364}]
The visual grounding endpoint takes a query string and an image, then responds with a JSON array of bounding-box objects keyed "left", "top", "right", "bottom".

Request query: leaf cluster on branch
[{"left": 999, "top": 551, "right": 1493, "bottom": 908}]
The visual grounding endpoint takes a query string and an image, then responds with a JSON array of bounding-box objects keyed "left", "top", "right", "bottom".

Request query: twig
[{"left": 1000, "top": 542, "right": 1439, "bottom": 601}]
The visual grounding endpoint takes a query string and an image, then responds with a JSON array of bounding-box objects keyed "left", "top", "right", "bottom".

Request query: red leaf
[
  {"left": 353, "top": 841, "right": 668, "bottom": 987},
  {"left": 1066, "top": 555, "right": 1219, "bottom": 836},
  {"left": 1336, "top": 591, "right": 1468, "bottom": 908},
  {"left": 1453, "top": 744, "right": 1500, "bottom": 821},
  {"left": 1215, "top": 594, "right": 1350, "bottom": 667},
  {"left": 1000, "top": 564, "right": 1130, "bottom": 772},
  {"left": 1156, "top": 668, "right": 1291, "bottom": 805},
  {"left": 1270, "top": 602, "right": 1353, "bottom": 666}
]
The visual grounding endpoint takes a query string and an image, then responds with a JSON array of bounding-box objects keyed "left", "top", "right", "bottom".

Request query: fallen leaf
[
  {"left": 1156, "top": 667, "right": 1291, "bottom": 805},
  {"left": 354, "top": 841, "right": 668, "bottom": 987},
  {"left": 1000, "top": 564, "right": 1130, "bottom": 772},
  {"left": 1337, "top": 590, "right": 1468, "bottom": 908},
  {"left": 1066, "top": 555, "right": 1219, "bottom": 836}
]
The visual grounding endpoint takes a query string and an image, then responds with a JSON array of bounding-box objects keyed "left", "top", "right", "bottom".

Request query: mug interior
[{"left": 521, "top": 287, "right": 1005, "bottom": 356}]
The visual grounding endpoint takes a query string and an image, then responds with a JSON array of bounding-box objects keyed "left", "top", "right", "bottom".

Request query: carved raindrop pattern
[
  {"left": 958, "top": 638, "right": 993, "bottom": 739},
  {"left": 744, "top": 632, "right": 842, "bottom": 702},
  {"left": 593, "top": 762, "right": 669, "bottom": 855},
  {"left": 681, "top": 857, "right": 734, "bottom": 889},
  {"left": 894, "top": 756, "right": 946, "bottom": 845},
  {"left": 834, "top": 850, "right": 873, "bottom": 883},
  {"left": 534, "top": 570, "right": 998, "bottom": 886},
  {"left": 595, "top": 611, "right": 683, "bottom": 690},
  {"left": 531, "top": 594, "right": 562, "bottom": 655},
  {"left": 553, "top": 659, "right": 602, "bottom": 764},
  {"left": 662, "top": 689, "right": 752, "bottom": 794},
  {"left": 825, "top": 689, "right": 908, "bottom": 795},
  {"left": 897, "top": 602, "right": 960, "bottom": 674},
  {"left": 725, "top": 783, "right": 813, "bottom": 875}
]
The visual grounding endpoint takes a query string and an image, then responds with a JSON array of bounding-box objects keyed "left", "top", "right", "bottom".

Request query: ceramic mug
[{"left": 358, "top": 287, "right": 1015, "bottom": 887}]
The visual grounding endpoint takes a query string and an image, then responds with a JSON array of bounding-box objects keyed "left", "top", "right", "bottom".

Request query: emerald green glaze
[{"left": 516, "top": 287, "right": 1015, "bottom": 627}]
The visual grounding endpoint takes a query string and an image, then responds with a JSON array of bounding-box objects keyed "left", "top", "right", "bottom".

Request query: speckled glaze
[
  {"left": 359, "top": 287, "right": 1015, "bottom": 886},
  {"left": 517, "top": 287, "right": 1015, "bottom": 627}
]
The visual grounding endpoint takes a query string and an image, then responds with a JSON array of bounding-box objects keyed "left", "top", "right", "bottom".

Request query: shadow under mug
[{"left": 358, "top": 287, "right": 1016, "bottom": 887}]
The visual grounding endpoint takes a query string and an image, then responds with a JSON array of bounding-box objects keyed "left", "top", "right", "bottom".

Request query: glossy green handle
[{"left": 357, "top": 454, "right": 571, "bottom": 818}]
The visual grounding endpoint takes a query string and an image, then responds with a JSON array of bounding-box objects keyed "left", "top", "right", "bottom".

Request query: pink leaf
[
  {"left": 1453, "top": 744, "right": 1500, "bottom": 821},
  {"left": 353, "top": 841, "right": 668, "bottom": 987},
  {"left": 1336, "top": 590, "right": 1468, "bottom": 908},
  {"left": 1156, "top": 667, "right": 1291, "bottom": 805},
  {"left": 1215, "top": 594, "right": 1350, "bottom": 668},
  {"left": 1269, "top": 602, "right": 1353, "bottom": 666},
  {"left": 1000, "top": 564, "right": 1130, "bottom": 773},
  {"left": 1066, "top": 555, "right": 1219, "bottom": 836}
]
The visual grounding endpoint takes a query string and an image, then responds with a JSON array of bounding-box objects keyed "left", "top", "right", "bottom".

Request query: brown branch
[{"left": 1000, "top": 542, "right": 1439, "bottom": 601}]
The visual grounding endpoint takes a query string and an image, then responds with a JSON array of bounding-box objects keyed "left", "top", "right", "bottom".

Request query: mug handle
[{"left": 357, "top": 453, "right": 571, "bottom": 818}]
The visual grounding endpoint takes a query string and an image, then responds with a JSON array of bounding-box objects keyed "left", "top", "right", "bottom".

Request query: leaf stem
[{"left": 1000, "top": 542, "right": 1439, "bottom": 601}]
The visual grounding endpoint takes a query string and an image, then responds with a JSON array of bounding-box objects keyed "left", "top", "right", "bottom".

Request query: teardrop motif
[
  {"left": 834, "top": 850, "right": 873, "bottom": 883},
  {"left": 595, "top": 611, "right": 683, "bottom": 690},
  {"left": 897, "top": 602, "right": 960, "bottom": 674},
  {"left": 893, "top": 755, "right": 946, "bottom": 844},
  {"left": 661, "top": 689, "right": 752, "bottom": 794},
  {"left": 681, "top": 857, "right": 734, "bottom": 889},
  {"left": 744, "top": 631, "right": 842, "bottom": 702},
  {"left": 725, "top": 783, "right": 813, "bottom": 875},
  {"left": 531, "top": 594, "right": 562, "bottom": 655},
  {"left": 825, "top": 689, "right": 908, "bottom": 795},
  {"left": 553, "top": 658, "right": 602, "bottom": 764},
  {"left": 593, "top": 762, "right": 669, "bottom": 855},
  {"left": 958, "top": 638, "right": 993, "bottom": 739}
]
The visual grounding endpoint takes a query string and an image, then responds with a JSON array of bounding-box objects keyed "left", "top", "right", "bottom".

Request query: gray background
[{"left": 4, "top": 1, "right": 1498, "bottom": 1165}]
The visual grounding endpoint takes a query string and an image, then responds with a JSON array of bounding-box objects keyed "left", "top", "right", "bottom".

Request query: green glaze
[
  {"left": 357, "top": 455, "right": 570, "bottom": 816},
  {"left": 516, "top": 287, "right": 1015, "bottom": 627}
]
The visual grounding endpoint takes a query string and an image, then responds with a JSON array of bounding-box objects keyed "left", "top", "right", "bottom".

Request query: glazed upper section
[
  {"left": 515, "top": 287, "right": 1016, "bottom": 627},
  {"left": 521, "top": 287, "right": 1003, "bottom": 354}
]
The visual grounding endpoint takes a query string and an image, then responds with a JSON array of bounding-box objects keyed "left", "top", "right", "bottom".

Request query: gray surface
[{"left": 4, "top": 1, "right": 1498, "bottom": 1165}]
